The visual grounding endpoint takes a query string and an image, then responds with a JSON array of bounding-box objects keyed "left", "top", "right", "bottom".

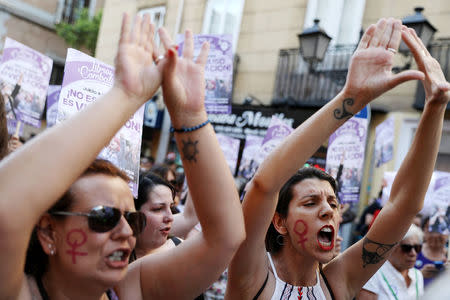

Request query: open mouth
[
  {"left": 107, "top": 249, "right": 130, "bottom": 266},
  {"left": 317, "top": 225, "right": 334, "bottom": 251}
]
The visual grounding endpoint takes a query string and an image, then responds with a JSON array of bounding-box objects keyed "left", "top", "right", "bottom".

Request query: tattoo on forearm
[
  {"left": 334, "top": 98, "right": 354, "bottom": 120},
  {"left": 182, "top": 138, "right": 199, "bottom": 163},
  {"left": 361, "top": 237, "right": 397, "bottom": 268}
]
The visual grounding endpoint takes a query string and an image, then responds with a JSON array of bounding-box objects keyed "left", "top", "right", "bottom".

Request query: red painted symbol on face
[
  {"left": 293, "top": 219, "right": 308, "bottom": 248},
  {"left": 66, "top": 229, "right": 88, "bottom": 264}
]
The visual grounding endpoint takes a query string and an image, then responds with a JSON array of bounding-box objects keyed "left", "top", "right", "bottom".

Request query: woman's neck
[
  {"left": 272, "top": 244, "right": 319, "bottom": 287},
  {"left": 135, "top": 239, "right": 173, "bottom": 259},
  {"left": 42, "top": 267, "right": 109, "bottom": 300}
]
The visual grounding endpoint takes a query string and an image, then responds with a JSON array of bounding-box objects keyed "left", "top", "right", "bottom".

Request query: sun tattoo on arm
[
  {"left": 181, "top": 138, "right": 199, "bottom": 163},
  {"left": 334, "top": 98, "right": 354, "bottom": 120},
  {"left": 361, "top": 237, "right": 397, "bottom": 268}
]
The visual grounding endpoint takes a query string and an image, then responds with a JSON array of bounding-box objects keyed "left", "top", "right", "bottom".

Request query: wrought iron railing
[
  {"left": 272, "top": 45, "right": 356, "bottom": 107},
  {"left": 414, "top": 39, "right": 450, "bottom": 109}
]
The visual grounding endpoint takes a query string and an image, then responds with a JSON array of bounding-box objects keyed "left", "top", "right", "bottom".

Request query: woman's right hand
[
  {"left": 343, "top": 18, "right": 424, "bottom": 108},
  {"left": 156, "top": 28, "right": 210, "bottom": 128},
  {"left": 113, "top": 14, "right": 163, "bottom": 105}
]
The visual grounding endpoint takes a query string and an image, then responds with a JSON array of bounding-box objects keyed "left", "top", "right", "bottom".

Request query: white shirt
[{"left": 363, "top": 261, "right": 424, "bottom": 300}]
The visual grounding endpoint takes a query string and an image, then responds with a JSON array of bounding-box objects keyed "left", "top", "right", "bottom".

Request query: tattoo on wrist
[
  {"left": 334, "top": 98, "right": 354, "bottom": 120},
  {"left": 362, "top": 237, "right": 397, "bottom": 268},
  {"left": 182, "top": 138, "right": 199, "bottom": 163}
]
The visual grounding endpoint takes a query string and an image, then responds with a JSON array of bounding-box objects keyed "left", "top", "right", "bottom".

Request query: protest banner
[
  {"left": 177, "top": 34, "right": 233, "bottom": 114},
  {"left": 238, "top": 135, "right": 264, "bottom": 179},
  {"left": 56, "top": 48, "right": 144, "bottom": 197},
  {"left": 374, "top": 116, "right": 394, "bottom": 167},
  {"left": 46, "top": 85, "right": 61, "bottom": 128},
  {"left": 381, "top": 170, "right": 450, "bottom": 218},
  {"left": 256, "top": 116, "right": 293, "bottom": 165},
  {"left": 0, "top": 37, "right": 53, "bottom": 129},
  {"left": 216, "top": 133, "right": 240, "bottom": 176},
  {"left": 325, "top": 106, "right": 370, "bottom": 204}
]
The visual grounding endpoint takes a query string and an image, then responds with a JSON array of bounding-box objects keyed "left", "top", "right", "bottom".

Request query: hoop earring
[{"left": 276, "top": 234, "right": 285, "bottom": 246}]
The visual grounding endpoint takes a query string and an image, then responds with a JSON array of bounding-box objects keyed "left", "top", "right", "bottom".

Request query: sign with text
[
  {"left": 56, "top": 48, "right": 144, "bottom": 197},
  {"left": 216, "top": 133, "right": 241, "bottom": 176},
  {"left": 326, "top": 106, "right": 370, "bottom": 203},
  {"left": 0, "top": 37, "right": 53, "bottom": 128},
  {"left": 177, "top": 34, "right": 233, "bottom": 114}
]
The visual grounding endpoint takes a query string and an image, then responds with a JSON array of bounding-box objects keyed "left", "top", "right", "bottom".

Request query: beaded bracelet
[{"left": 170, "top": 119, "right": 210, "bottom": 133}]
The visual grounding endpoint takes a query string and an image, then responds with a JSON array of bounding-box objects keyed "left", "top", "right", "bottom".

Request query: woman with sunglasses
[
  {"left": 225, "top": 18, "right": 450, "bottom": 300},
  {"left": 358, "top": 224, "right": 424, "bottom": 299},
  {"left": 0, "top": 13, "right": 245, "bottom": 300}
]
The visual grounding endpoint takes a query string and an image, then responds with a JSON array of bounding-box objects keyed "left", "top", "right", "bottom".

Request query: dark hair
[
  {"left": 265, "top": 167, "right": 337, "bottom": 253},
  {"left": 25, "top": 159, "right": 129, "bottom": 278},
  {"left": 150, "top": 163, "right": 176, "bottom": 182},
  {"left": 135, "top": 172, "right": 175, "bottom": 210},
  {"left": 0, "top": 93, "right": 9, "bottom": 160}
]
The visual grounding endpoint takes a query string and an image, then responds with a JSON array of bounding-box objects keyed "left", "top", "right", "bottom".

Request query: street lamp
[
  {"left": 399, "top": 7, "right": 437, "bottom": 55},
  {"left": 298, "top": 19, "right": 332, "bottom": 71}
]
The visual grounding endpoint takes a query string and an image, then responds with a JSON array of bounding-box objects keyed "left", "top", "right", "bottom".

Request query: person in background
[
  {"left": 415, "top": 215, "right": 448, "bottom": 286},
  {"left": 357, "top": 224, "right": 424, "bottom": 299},
  {"left": 225, "top": 19, "right": 449, "bottom": 300}
]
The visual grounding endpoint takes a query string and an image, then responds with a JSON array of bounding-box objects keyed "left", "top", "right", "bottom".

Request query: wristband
[{"left": 170, "top": 119, "right": 210, "bottom": 133}]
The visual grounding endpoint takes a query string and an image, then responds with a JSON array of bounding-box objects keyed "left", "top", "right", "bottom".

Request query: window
[
  {"left": 202, "top": 0, "right": 245, "bottom": 52},
  {"left": 61, "top": 0, "right": 95, "bottom": 23},
  {"left": 304, "top": 0, "right": 365, "bottom": 46},
  {"left": 138, "top": 6, "right": 166, "bottom": 47}
]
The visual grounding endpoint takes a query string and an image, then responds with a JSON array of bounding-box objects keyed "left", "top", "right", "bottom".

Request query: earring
[
  {"left": 48, "top": 244, "right": 55, "bottom": 255},
  {"left": 276, "top": 234, "right": 285, "bottom": 246}
]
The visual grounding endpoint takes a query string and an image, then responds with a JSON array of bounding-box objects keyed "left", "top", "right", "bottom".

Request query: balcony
[
  {"left": 272, "top": 45, "right": 355, "bottom": 107},
  {"left": 414, "top": 39, "right": 450, "bottom": 110}
]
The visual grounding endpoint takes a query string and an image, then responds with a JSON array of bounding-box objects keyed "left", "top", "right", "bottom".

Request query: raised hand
[
  {"left": 402, "top": 26, "right": 450, "bottom": 105},
  {"left": 343, "top": 18, "right": 424, "bottom": 104},
  {"left": 157, "top": 28, "right": 210, "bottom": 127},
  {"left": 114, "top": 14, "right": 162, "bottom": 103}
]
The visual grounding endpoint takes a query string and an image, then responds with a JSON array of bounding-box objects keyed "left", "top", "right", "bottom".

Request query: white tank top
[{"left": 268, "top": 253, "right": 328, "bottom": 300}]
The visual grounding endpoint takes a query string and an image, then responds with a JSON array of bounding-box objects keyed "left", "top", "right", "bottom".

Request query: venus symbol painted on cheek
[
  {"left": 66, "top": 229, "right": 88, "bottom": 264},
  {"left": 293, "top": 219, "right": 308, "bottom": 248}
]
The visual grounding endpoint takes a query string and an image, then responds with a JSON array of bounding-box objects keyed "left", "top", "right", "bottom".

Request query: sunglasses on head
[
  {"left": 50, "top": 205, "right": 146, "bottom": 236},
  {"left": 400, "top": 244, "right": 422, "bottom": 253}
]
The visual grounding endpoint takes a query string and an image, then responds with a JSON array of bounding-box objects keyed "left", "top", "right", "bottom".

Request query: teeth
[
  {"left": 319, "top": 240, "right": 332, "bottom": 246},
  {"left": 108, "top": 251, "right": 124, "bottom": 261},
  {"left": 321, "top": 227, "right": 332, "bottom": 233}
]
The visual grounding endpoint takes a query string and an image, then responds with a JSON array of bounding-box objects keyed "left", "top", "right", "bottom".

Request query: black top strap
[
  {"left": 253, "top": 271, "right": 269, "bottom": 300},
  {"left": 319, "top": 267, "right": 336, "bottom": 300},
  {"left": 170, "top": 236, "right": 182, "bottom": 246}
]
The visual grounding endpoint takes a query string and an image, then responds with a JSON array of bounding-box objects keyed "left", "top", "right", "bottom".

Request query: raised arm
[
  {"left": 171, "top": 191, "right": 199, "bottom": 239},
  {"left": 0, "top": 13, "right": 163, "bottom": 300},
  {"left": 328, "top": 25, "right": 450, "bottom": 298},
  {"left": 226, "top": 18, "right": 425, "bottom": 299},
  {"left": 123, "top": 29, "right": 245, "bottom": 299}
]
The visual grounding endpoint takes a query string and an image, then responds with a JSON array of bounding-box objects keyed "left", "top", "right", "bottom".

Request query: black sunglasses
[
  {"left": 50, "top": 205, "right": 146, "bottom": 236},
  {"left": 400, "top": 244, "right": 422, "bottom": 253}
]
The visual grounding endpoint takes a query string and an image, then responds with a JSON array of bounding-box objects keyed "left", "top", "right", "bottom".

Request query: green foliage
[{"left": 56, "top": 8, "right": 102, "bottom": 56}]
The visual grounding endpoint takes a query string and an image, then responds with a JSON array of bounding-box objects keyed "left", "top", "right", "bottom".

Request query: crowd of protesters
[{"left": 0, "top": 13, "right": 449, "bottom": 300}]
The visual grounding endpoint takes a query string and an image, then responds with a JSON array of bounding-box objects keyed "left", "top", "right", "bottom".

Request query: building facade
[{"left": 96, "top": 0, "right": 450, "bottom": 209}]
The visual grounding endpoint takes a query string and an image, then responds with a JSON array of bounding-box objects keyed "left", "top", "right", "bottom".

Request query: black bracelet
[{"left": 170, "top": 119, "right": 210, "bottom": 133}]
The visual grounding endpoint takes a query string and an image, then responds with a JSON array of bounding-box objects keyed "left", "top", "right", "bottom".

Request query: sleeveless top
[{"left": 262, "top": 253, "right": 332, "bottom": 300}]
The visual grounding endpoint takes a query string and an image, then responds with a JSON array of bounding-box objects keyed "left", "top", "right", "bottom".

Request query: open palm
[{"left": 114, "top": 14, "right": 162, "bottom": 103}]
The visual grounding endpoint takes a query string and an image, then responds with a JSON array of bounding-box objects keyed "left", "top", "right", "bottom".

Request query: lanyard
[{"left": 381, "top": 269, "right": 419, "bottom": 300}]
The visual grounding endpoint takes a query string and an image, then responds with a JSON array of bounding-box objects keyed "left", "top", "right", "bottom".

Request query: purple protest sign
[
  {"left": 257, "top": 116, "right": 293, "bottom": 165},
  {"left": 56, "top": 48, "right": 144, "bottom": 197},
  {"left": 177, "top": 34, "right": 233, "bottom": 114},
  {"left": 325, "top": 106, "right": 369, "bottom": 203},
  {"left": 216, "top": 133, "right": 240, "bottom": 175},
  {"left": 374, "top": 117, "right": 394, "bottom": 167},
  {"left": 46, "top": 85, "right": 61, "bottom": 128},
  {"left": 0, "top": 37, "right": 53, "bottom": 128},
  {"left": 238, "top": 135, "right": 264, "bottom": 179}
]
